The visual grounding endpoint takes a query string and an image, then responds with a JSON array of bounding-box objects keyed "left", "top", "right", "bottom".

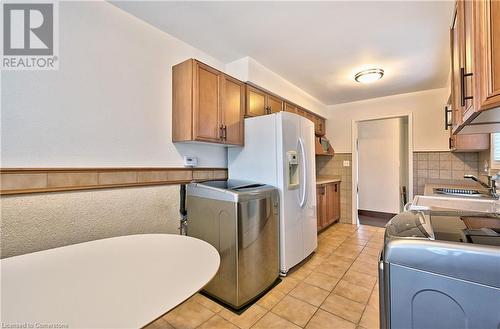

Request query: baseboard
[{"left": 358, "top": 209, "right": 396, "bottom": 220}]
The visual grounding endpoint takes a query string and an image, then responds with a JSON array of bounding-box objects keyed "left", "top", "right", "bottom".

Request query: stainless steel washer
[{"left": 186, "top": 180, "right": 280, "bottom": 309}]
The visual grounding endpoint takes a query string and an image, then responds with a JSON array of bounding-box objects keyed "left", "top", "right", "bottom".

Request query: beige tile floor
[{"left": 146, "top": 223, "right": 385, "bottom": 329}]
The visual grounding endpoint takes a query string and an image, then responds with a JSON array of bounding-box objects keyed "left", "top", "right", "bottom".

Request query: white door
[
  {"left": 299, "top": 117, "right": 318, "bottom": 258},
  {"left": 279, "top": 112, "right": 304, "bottom": 273},
  {"left": 358, "top": 118, "right": 402, "bottom": 214}
]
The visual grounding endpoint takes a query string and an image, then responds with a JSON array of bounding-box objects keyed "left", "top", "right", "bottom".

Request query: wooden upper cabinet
[
  {"left": 194, "top": 62, "right": 221, "bottom": 142},
  {"left": 449, "top": 0, "right": 500, "bottom": 133},
  {"left": 462, "top": 0, "right": 475, "bottom": 121},
  {"left": 450, "top": 133, "right": 489, "bottom": 152},
  {"left": 245, "top": 83, "right": 328, "bottom": 137},
  {"left": 450, "top": 6, "right": 463, "bottom": 129},
  {"left": 172, "top": 59, "right": 244, "bottom": 145},
  {"left": 474, "top": 0, "right": 500, "bottom": 111},
  {"left": 246, "top": 85, "right": 284, "bottom": 116},
  {"left": 284, "top": 102, "right": 297, "bottom": 114},
  {"left": 303, "top": 110, "right": 315, "bottom": 123},
  {"left": 295, "top": 107, "right": 306, "bottom": 117},
  {"left": 285, "top": 102, "right": 326, "bottom": 136},
  {"left": 315, "top": 117, "right": 326, "bottom": 136},
  {"left": 268, "top": 95, "right": 283, "bottom": 113},
  {"left": 246, "top": 85, "right": 267, "bottom": 117},
  {"left": 221, "top": 76, "right": 245, "bottom": 145}
]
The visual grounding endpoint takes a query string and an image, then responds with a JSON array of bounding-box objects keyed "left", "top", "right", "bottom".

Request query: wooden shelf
[{"left": 315, "top": 137, "right": 335, "bottom": 156}]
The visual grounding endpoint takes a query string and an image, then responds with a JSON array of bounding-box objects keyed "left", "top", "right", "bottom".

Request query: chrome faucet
[{"left": 464, "top": 174, "right": 499, "bottom": 199}]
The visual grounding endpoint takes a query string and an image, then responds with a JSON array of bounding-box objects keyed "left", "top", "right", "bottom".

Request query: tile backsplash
[
  {"left": 413, "top": 151, "right": 484, "bottom": 196},
  {"left": 316, "top": 151, "right": 487, "bottom": 225},
  {"left": 316, "top": 153, "right": 352, "bottom": 224}
]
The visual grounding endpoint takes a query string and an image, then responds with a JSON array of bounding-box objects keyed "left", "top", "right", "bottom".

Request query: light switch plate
[
  {"left": 184, "top": 156, "right": 198, "bottom": 167},
  {"left": 343, "top": 160, "right": 350, "bottom": 167}
]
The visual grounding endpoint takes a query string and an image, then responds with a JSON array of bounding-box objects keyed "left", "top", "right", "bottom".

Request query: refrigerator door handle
[{"left": 298, "top": 137, "right": 307, "bottom": 208}]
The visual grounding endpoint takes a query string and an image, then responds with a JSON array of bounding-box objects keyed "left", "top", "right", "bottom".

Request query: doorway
[{"left": 351, "top": 114, "right": 413, "bottom": 227}]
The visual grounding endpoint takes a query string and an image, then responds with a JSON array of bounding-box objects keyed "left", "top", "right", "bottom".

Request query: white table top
[{"left": 1, "top": 234, "right": 220, "bottom": 329}]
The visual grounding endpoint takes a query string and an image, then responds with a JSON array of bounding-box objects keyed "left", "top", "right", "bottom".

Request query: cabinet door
[
  {"left": 304, "top": 110, "right": 315, "bottom": 124},
  {"left": 316, "top": 185, "right": 327, "bottom": 231},
  {"left": 451, "top": 3, "right": 463, "bottom": 129},
  {"left": 285, "top": 102, "right": 297, "bottom": 114},
  {"left": 193, "top": 62, "right": 221, "bottom": 142},
  {"left": 267, "top": 95, "right": 283, "bottom": 113},
  {"left": 246, "top": 85, "right": 267, "bottom": 117},
  {"left": 450, "top": 133, "right": 489, "bottom": 152},
  {"left": 222, "top": 76, "right": 244, "bottom": 145},
  {"left": 314, "top": 116, "right": 326, "bottom": 136},
  {"left": 333, "top": 183, "right": 341, "bottom": 221},
  {"left": 326, "top": 183, "right": 335, "bottom": 224},
  {"left": 475, "top": 0, "right": 500, "bottom": 111},
  {"left": 319, "top": 118, "right": 326, "bottom": 136},
  {"left": 461, "top": 0, "right": 475, "bottom": 121},
  {"left": 316, "top": 186, "right": 322, "bottom": 231}
]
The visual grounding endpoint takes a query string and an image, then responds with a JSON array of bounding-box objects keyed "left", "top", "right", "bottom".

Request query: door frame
[{"left": 351, "top": 113, "right": 414, "bottom": 225}]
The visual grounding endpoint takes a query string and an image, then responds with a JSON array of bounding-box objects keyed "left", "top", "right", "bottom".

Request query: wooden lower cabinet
[
  {"left": 316, "top": 185, "right": 327, "bottom": 230},
  {"left": 316, "top": 182, "right": 341, "bottom": 232}
]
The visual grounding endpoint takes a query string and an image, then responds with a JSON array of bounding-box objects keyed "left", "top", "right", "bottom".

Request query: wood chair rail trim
[{"left": 0, "top": 167, "right": 228, "bottom": 195}]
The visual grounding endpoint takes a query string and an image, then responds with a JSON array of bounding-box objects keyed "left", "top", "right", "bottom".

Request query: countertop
[
  {"left": 1, "top": 234, "right": 220, "bottom": 328},
  {"left": 316, "top": 176, "right": 342, "bottom": 185}
]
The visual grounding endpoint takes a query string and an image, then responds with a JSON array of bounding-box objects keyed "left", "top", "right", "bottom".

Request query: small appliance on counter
[
  {"left": 186, "top": 180, "right": 279, "bottom": 309},
  {"left": 379, "top": 209, "right": 500, "bottom": 329}
]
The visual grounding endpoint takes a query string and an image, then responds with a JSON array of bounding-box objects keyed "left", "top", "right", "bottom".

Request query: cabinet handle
[
  {"left": 219, "top": 125, "right": 224, "bottom": 140},
  {"left": 223, "top": 125, "right": 227, "bottom": 141},
  {"left": 444, "top": 105, "right": 452, "bottom": 130},
  {"left": 449, "top": 137, "right": 454, "bottom": 150},
  {"left": 335, "top": 184, "right": 337, "bottom": 192},
  {"left": 460, "top": 67, "right": 473, "bottom": 107}
]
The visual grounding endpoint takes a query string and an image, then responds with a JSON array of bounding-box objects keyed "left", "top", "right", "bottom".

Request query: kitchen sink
[
  {"left": 433, "top": 187, "right": 485, "bottom": 197},
  {"left": 411, "top": 195, "right": 499, "bottom": 215}
]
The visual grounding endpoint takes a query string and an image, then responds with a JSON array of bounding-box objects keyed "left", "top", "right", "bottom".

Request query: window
[{"left": 492, "top": 133, "right": 500, "bottom": 170}]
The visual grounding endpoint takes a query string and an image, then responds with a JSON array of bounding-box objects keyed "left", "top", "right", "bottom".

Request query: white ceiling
[{"left": 112, "top": 1, "right": 454, "bottom": 105}]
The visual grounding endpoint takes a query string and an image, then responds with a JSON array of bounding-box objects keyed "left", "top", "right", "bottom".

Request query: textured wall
[
  {"left": 326, "top": 88, "right": 450, "bottom": 153},
  {"left": 316, "top": 153, "right": 353, "bottom": 224},
  {"left": 1, "top": 1, "right": 227, "bottom": 168},
  {"left": 1, "top": 185, "right": 181, "bottom": 258},
  {"left": 413, "top": 151, "right": 480, "bottom": 196}
]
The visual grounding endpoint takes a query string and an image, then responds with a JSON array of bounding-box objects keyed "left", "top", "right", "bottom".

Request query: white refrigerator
[{"left": 228, "top": 112, "right": 317, "bottom": 275}]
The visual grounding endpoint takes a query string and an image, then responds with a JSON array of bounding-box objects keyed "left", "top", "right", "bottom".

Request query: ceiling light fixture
[{"left": 354, "top": 68, "right": 384, "bottom": 83}]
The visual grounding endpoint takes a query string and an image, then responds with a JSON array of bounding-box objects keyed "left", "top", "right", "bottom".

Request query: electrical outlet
[
  {"left": 184, "top": 156, "right": 198, "bottom": 167},
  {"left": 343, "top": 160, "right": 350, "bottom": 167}
]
